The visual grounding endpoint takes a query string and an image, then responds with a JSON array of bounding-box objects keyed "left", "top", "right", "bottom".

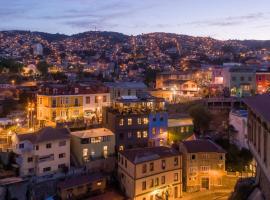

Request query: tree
[
  {"left": 37, "top": 61, "right": 49, "bottom": 75},
  {"left": 188, "top": 104, "right": 212, "bottom": 134}
]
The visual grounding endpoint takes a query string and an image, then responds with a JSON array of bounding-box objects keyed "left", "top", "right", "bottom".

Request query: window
[
  {"left": 153, "top": 117, "right": 156, "bottom": 122},
  {"left": 128, "top": 118, "right": 132, "bottom": 125},
  {"left": 83, "top": 148, "right": 88, "bottom": 157},
  {"left": 152, "top": 127, "right": 156, "bottom": 135},
  {"left": 86, "top": 96, "right": 90, "bottom": 104},
  {"left": 125, "top": 159, "right": 127, "bottom": 168},
  {"left": 174, "top": 157, "right": 179, "bottom": 166},
  {"left": 19, "top": 143, "right": 24, "bottom": 149},
  {"left": 119, "top": 119, "right": 124, "bottom": 126},
  {"left": 201, "top": 166, "right": 210, "bottom": 172},
  {"left": 161, "top": 176, "right": 165, "bottom": 184},
  {"left": 52, "top": 98, "right": 56, "bottom": 107},
  {"left": 232, "top": 76, "right": 236, "bottom": 81},
  {"left": 28, "top": 168, "right": 34, "bottom": 173},
  {"left": 191, "top": 154, "right": 196, "bottom": 160},
  {"left": 95, "top": 96, "right": 99, "bottom": 103},
  {"left": 58, "top": 164, "right": 66, "bottom": 169},
  {"left": 128, "top": 132, "right": 132, "bottom": 138},
  {"left": 74, "top": 98, "right": 79, "bottom": 106},
  {"left": 150, "top": 179, "right": 154, "bottom": 188},
  {"left": 43, "top": 167, "right": 51, "bottom": 172},
  {"left": 142, "top": 181, "right": 146, "bottom": 190},
  {"left": 35, "top": 145, "right": 39, "bottom": 151},
  {"left": 119, "top": 145, "right": 124, "bottom": 151},
  {"left": 220, "top": 155, "right": 223, "bottom": 160},
  {"left": 103, "top": 95, "right": 107, "bottom": 102},
  {"left": 128, "top": 89, "right": 131, "bottom": 96},
  {"left": 143, "top": 118, "right": 148, "bottom": 124},
  {"left": 240, "top": 76, "right": 245, "bottom": 81},
  {"left": 46, "top": 143, "right": 52, "bottom": 149},
  {"left": 142, "top": 164, "right": 147, "bottom": 173},
  {"left": 160, "top": 128, "right": 164, "bottom": 134},
  {"left": 39, "top": 97, "right": 43, "bottom": 105},
  {"left": 27, "top": 157, "right": 33, "bottom": 163},
  {"left": 248, "top": 77, "right": 252, "bottom": 81},
  {"left": 202, "top": 154, "right": 209, "bottom": 159},
  {"left": 137, "top": 118, "right": 142, "bottom": 124},
  {"left": 160, "top": 116, "right": 164, "bottom": 121},
  {"left": 52, "top": 111, "right": 56, "bottom": 120},
  {"left": 75, "top": 88, "right": 79, "bottom": 94},
  {"left": 59, "top": 140, "right": 66, "bottom": 146},
  {"left": 143, "top": 131, "right": 148, "bottom": 138},
  {"left": 161, "top": 160, "right": 166, "bottom": 169},
  {"left": 174, "top": 173, "right": 178, "bottom": 181},
  {"left": 59, "top": 153, "right": 66, "bottom": 158},
  {"left": 137, "top": 131, "right": 141, "bottom": 138},
  {"left": 150, "top": 162, "right": 154, "bottom": 171},
  {"left": 155, "top": 178, "right": 159, "bottom": 186}
]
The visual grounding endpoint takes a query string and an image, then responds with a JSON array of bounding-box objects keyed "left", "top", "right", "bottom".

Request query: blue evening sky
[{"left": 0, "top": 0, "right": 270, "bottom": 40}]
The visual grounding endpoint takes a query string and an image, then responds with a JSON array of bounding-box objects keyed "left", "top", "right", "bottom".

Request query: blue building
[{"left": 148, "top": 111, "right": 168, "bottom": 146}]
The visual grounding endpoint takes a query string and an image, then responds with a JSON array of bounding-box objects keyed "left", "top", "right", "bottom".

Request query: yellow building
[
  {"left": 179, "top": 140, "right": 226, "bottom": 192},
  {"left": 118, "top": 146, "right": 182, "bottom": 200},
  {"left": 37, "top": 83, "right": 110, "bottom": 127}
]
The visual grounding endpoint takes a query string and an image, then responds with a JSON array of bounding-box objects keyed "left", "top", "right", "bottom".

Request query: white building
[
  {"left": 229, "top": 110, "right": 248, "bottom": 149},
  {"left": 12, "top": 127, "right": 70, "bottom": 177}
]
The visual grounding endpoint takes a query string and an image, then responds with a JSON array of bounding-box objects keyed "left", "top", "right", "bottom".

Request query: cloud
[{"left": 183, "top": 12, "right": 267, "bottom": 27}]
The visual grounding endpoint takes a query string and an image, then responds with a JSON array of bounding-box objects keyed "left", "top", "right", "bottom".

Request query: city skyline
[{"left": 1, "top": 0, "right": 270, "bottom": 40}]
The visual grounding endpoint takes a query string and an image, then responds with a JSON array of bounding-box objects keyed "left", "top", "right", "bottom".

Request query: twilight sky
[{"left": 1, "top": 0, "right": 270, "bottom": 40}]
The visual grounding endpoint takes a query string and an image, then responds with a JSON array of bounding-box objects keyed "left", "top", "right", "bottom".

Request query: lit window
[
  {"left": 137, "top": 131, "right": 141, "bottom": 138},
  {"left": 143, "top": 131, "right": 148, "bottom": 138},
  {"left": 152, "top": 128, "right": 156, "bottom": 135},
  {"left": 128, "top": 118, "right": 132, "bottom": 125},
  {"left": 150, "top": 162, "right": 154, "bottom": 171},
  {"left": 174, "top": 173, "right": 178, "bottom": 181},
  {"left": 142, "top": 181, "right": 146, "bottom": 190},
  {"left": 143, "top": 118, "right": 149, "bottom": 124},
  {"left": 83, "top": 148, "right": 88, "bottom": 157},
  {"left": 142, "top": 164, "right": 147, "bottom": 173},
  {"left": 174, "top": 157, "right": 179, "bottom": 166},
  {"left": 161, "top": 176, "right": 165, "bottom": 184},
  {"left": 161, "top": 160, "right": 166, "bottom": 169},
  {"left": 137, "top": 118, "right": 142, "bottom": 124},
  {"left": 119, "top": 119, "right": 124, "bottom": 126},
  {"left": 128, "top": 132, "right": 132, "bottom": 138},
  {"left": 119, "top": 145, "right": 124, "bottom": 151},
  {"left": 97, "top": 182, "right": 102, "bottom": 186}
]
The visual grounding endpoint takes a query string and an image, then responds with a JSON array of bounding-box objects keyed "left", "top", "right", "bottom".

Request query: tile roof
[
  {"left": 244, "top": 93, "right": 270, "bottom": 123},
  {"left": 119, "top": 146, "right": 180, "bottom": 164},
  {"left": 57, "top": 173, "right": 105, "bottom": 190},
  {"left": 181, "top": 139, "right": 226, "bottom": 153},
  {"left": 17, "top": 127, "right": 70, "bottom": 144}
]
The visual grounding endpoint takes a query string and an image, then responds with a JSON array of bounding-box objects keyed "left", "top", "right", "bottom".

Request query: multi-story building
[
  {"left": 156, "top": 71, "right": 194, "bottom": 89},
  {"left": 229, "top": 109, "right": 248, "bottom": 149},
  {"left": 118, "top": 146, "right": 182, "bottom": 200},
  {"left": 168, "top": 117, "right": 194, "bottom": 142},
  {"left": 102, "top": 96, "right": 166, "bottom": 151},
  {"left": 222, "top": 65, "right": 256, "bottom": 97},
  {"left": 70, "top": 128, "right": 115, "bottom": 172},
  {"left": 11, "top": 127, "right": 70, "bottom": 177},
  {"left": 244, "top": 94, "right": 270, "bottom": 199},
  {"left": 162, "top": 80, "right": 199, "bottom": 97},
  {"left": 104, "top": 82, "right": 147, "bottom": 101},
  {"left": 37, "top": 83, "right": 110, "bottom": 127},
  {"left": 256, "top": 68, "right": 270, "bottom": 94},
  {"left": 179, "top": 140, "right": 226, "bottom": 192}
]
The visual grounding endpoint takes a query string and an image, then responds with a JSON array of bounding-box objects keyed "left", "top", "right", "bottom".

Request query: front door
[{"left": 201, "top": 177, "right": 209, "bottom": 190}]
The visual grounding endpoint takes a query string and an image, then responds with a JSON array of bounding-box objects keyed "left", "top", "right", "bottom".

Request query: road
[{"left": 181, "top": 189, "right": 232, "bottom": 200}]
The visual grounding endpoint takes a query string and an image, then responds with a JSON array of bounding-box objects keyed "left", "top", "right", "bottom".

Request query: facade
[
  {"left": 163, "top": 80, "right": 199, "bottom": 97},
  {"left": 103, "top": 96, "right": 166, "bottom": 150},
  {"left": 149, "top": 89, "right": 174, "bottom": 103},
  {"left": 156, "top": 71, "right": 194, "bottom": 89},
  {"left": 179, "top": 140, "right": 226, "bottom": 192},
  {"left": 57, "top": 173, "right": 106, "bottom": 200},
  {"left": 244, "top": 94, "right": 270, "bottom": 200},
  {"left": 168, "top": 117, "right": 194, "bottom": 142},
  {"left": 70, "top": 128, "right": 115, "bottom": 172},
  {"left": 256, "top": 68, "right": 270, "bottom": 94},
  {"left": 37, "top": 83, "right": 110, "bottom": 127},
  {"left": 118, "top": 146, "right": 182, "bottom": 200},
  {"left": 222, "top": 66, "right": 256, "bottom": 97},
  {"left": 229, "top": 109, "right": 248, "bottom": 149},
  {"left": 104, "top": 82, "right": 147, "bottom": 101},
  {"left": 11, "top": 127, "right": 70, "bottom": 177}
]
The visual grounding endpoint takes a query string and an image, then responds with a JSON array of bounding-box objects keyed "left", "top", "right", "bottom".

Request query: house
[
  {"left": 11, "top": 127, "right": 70, "bottom": 177},
  {"left": 168, "top": 117, "right": 194, "bottom": 142},
  {"left": 244, "top": 94, "right": 270, "bottom": 199},
  {"left": 70, "top": 128, "right": 115, "bottom": 172},
  {"left": 256, "top": 68, "right": 270, "bottom": 94},
  {"left": 57, "top": 173, "right": 106, "bottom": 200},
  {"left": 118, "top": 146, "right": 182, "bottom": 200},
  {"left": 179, "top": 140, "right": 226, "bottom": 192}
]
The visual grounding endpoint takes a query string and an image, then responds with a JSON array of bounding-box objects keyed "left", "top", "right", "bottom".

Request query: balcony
[{"left": 38, "top": 154, "right": 54, "bottom": 163}]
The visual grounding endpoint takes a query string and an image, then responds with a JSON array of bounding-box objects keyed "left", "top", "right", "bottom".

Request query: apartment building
[
  {"left": 179, "top": 140, "right": 226, "bottom": 192},
  {"left": 102, "top": 96, "right": 166, "bottom": 150},
  {"left": 118, "top": 146, "right": 182, "bottom": 200},
  {"left": 11, "top": 127, "right": 70, "bottom": 177},
  {"left": 244, "top": 94, "right": 270, "bottom": 199},
  {"left": 37, "top": 82, "right": 110, "bottom": 127},
  {"left": 222, "top": 65, "right": 256, "bottom": 97},
  {"left": 70, "top": 128, "right": 115, "bottom": 172}
]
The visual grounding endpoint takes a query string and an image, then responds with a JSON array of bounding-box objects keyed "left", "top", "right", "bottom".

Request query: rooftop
[
  {"left": 57, "top": 173, "right": 105, "bottom": 190},
  {"left": 168, "top": 118, "right": 193, "bottom": 127},
  {"left": 244, "top": 93, "right": 270, "bottom": 123},
  {"left": 104, "top": 81, "right": 147, "bottom": 89},
  {"left": 71, "top": 128, "right": 114, "bottom": 138},
  {"left": 16, "top": 127, "right": 70, "bottom": 144},
  {"left": 181, "top": 139, "right": 226, "bottom": 153},
  {"left": 119, "top": 146, "right": 180, "bottom": 164}
]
